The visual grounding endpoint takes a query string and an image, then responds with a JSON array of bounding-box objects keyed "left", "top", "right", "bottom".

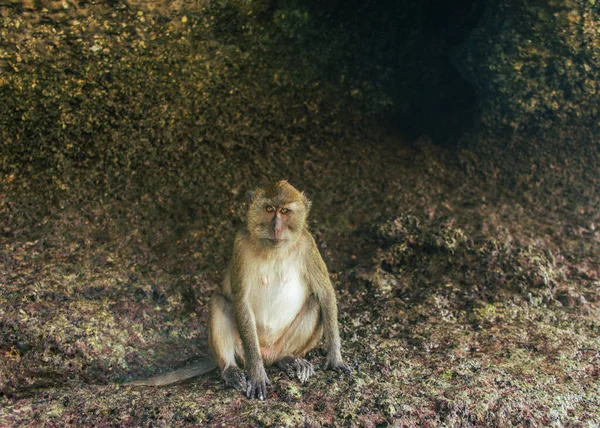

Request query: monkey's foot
[
  {"left": 222, "top": 366, "right": 247, "bottom": 392},
  {"left": 277, "top": 356, "right": 315, "bottom": 384}
]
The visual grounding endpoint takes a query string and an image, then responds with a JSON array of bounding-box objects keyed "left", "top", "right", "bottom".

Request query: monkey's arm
[
  {"left": 306, "top": 234, "right": 352, "bottom": 374},
  {"left": 230, "top": 237, "right": 270, "bottom": 400},
  {"left": 233, "top": 297, "right": 270, "bottom": 399}
]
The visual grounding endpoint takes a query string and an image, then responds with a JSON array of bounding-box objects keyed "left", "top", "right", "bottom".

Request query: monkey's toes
[
  {"left": 295, "top": 358, "right": 314, "bottom": 383},
  {"left": 278, "top": 357, "right": 314, "bottom": 383},
  {"left": 223, "top": 366, "right": 247, "bottom": 392}
]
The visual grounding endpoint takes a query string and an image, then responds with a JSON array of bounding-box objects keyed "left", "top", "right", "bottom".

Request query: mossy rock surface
[
  {"left": 456, "top": 0, "right": 600, "bottom": 132},
  {"left": 1, "top": 1, "right": 599, "bottom": 425}
]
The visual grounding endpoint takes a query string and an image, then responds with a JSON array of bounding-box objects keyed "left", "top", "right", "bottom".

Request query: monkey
[{"left": 126, "top": 180, "right": 351, "bottom": 399}]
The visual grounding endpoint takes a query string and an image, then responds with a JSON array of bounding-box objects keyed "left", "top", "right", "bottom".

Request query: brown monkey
[{"left": 127, "top": 180, "right": 351, "bottom": 399}]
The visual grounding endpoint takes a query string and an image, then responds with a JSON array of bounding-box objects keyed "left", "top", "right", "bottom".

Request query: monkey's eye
[
  {"left": 265, "top": 206, "right": 275, "bottom": 213},
  {"left": 279, "top": 207, "right": 290, "bottom": 214}
]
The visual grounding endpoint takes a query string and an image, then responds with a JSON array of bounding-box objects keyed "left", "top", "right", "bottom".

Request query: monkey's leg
[
  {"left": 272, "top": 296, "right": 323, "bottom": 383},
  {"left": 208, "top": 293, "right": 246, "bottom": 392}
]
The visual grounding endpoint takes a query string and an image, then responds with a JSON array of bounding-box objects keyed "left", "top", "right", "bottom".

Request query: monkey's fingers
[
  {"left": 336, "top": 362, "right": 353, "bottom": 375},
  {"left": 326, "top": 360, "right": 353, "bottom": 376},
  {"left": 246, "top": 378, "right": 269, "bottom": 400},
  {"left": 223, "top": 366, "right": 247, "bottom": 392}
]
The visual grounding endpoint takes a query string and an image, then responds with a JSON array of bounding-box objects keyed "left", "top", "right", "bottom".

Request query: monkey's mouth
[{"left": 265, "top": 238, "right": 286, "bottom": 245}]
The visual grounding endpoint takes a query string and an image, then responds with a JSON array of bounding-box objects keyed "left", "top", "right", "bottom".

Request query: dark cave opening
[
  {"left": 300, "top": 0, "right": 486, "bottom": 144},
  {"left": 390, "top": 0, "right": 485, "bottom": 144}
]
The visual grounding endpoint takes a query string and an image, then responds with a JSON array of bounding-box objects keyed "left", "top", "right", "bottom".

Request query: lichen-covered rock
[
  {"left": 361, "top": 214, "right": 422, "bottom": 246},
  {"left": 455, "top": 0, "right": 600, "bottom": 132},
  {"left": 355, "top": 214, "right": 566, "bottom": 305}
]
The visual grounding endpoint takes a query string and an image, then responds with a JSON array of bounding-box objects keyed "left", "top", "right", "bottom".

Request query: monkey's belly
[{"left": 248, "top": 267, "right": 308, "bottom": 346}]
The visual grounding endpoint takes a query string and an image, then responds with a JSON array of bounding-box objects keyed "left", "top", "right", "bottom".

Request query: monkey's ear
[{"left": 302, "top": 192, "right": 312, "bottom": 213}]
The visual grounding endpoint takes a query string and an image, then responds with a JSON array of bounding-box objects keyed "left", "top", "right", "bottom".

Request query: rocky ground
[{"left": 2, "top": 123, "right": 599, "bottom": 426}]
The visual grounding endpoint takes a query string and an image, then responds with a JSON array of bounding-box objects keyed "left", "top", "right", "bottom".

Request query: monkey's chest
[{"left": 247, "top": 262, "right": 308, "bottom": 341}]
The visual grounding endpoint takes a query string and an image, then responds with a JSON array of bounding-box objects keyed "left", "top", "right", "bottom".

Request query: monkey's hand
[
  {"left": 222, "top": 366, "right": 247, "bottom": 392},
  {"left": 325, "top": 355, "right": 353, "bottom": 376},
  {"left": 246, "top": 364, "right": 270, "bottom": 400}
]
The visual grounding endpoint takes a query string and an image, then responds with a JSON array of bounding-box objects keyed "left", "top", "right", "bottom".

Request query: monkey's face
[{"left": 247, "top": 181, "right": 311, "bottom": 249}]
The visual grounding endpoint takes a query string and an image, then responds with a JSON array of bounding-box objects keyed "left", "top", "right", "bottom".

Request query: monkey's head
[{"left": 247, "top": 180, "right": 312, "bottom": 249}]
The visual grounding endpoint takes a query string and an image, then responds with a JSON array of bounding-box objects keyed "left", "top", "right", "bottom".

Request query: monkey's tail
[{"left": 124, "top": 354, "right": 218, "bottom": 387}]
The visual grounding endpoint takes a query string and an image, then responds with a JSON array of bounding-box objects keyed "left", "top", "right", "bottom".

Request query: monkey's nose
[{"left": 272, "top": 216, "right": 283, "bottom": 239}]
